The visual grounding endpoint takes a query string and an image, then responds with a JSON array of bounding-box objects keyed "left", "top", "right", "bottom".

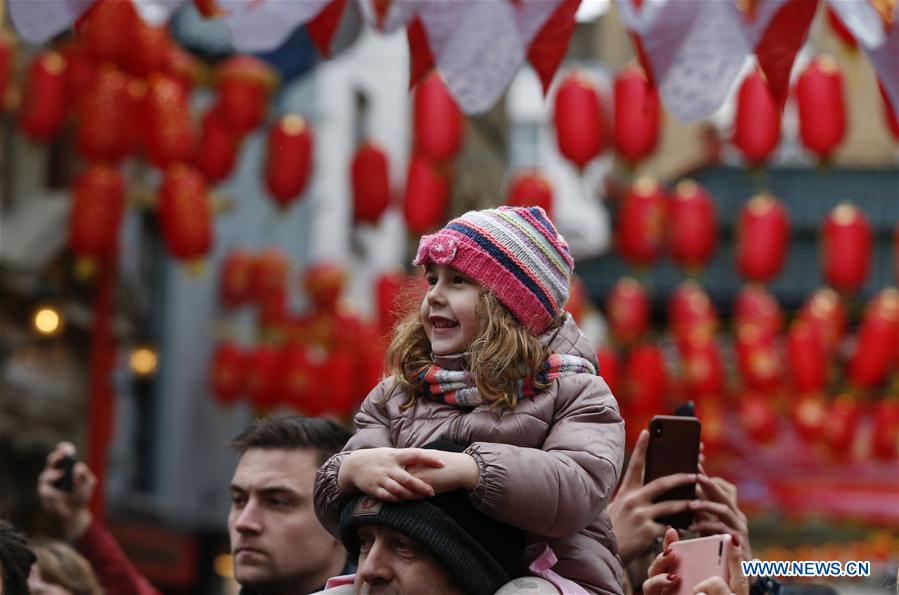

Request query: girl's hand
[
  {"left": 609, "top": 429, "right": 696, "bottom": 565},
  {"left": 690, "top": 471, "right": 752, "bottom": 562},
  {"left": 337, "top": 447, "right": 444, "bottom": 502},
  {"left": 408, "top": 451, "right": 480, "bottom": 494},
  {"left": 642, "top": 527, "right": 681, "bottom": 595}
]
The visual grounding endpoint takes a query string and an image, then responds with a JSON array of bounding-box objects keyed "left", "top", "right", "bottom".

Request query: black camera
[{"left": 53, "top": 454, "right": 77, "bottom": 493}]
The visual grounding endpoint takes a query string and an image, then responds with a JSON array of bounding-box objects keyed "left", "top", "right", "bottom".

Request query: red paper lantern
[
  {"left": 624, "top": 344, "right": 668, "bottom": 424},
  {"left": 219, "top": 249, "right": 254, "bottom": 308},
  {"left": 567, "top": 275, "right": 588, "bottom": 325},
  {"left": 265, "top": 114, "right": 313, "bottom": 208},
  {"left": 796, "top": 57, "right": 846, "bottom": 160},
  {"left": 210, "top": 342, "right": 245, "bottom": 405},
  {"left": 616, "top": 177, "right": 666, "bottom": 267},
  {"left": 787, "top": 320, "right": 827, "bottom": 394},
  {"left": 669, "top": 281, "right": 718, "bottom": 342},
  {"left": 165, "top": 46, "right": 201, "bottom": 97},
  {"left": 360, "top": 336, "right": 387, "bottom": 402},
  {"left": 736, "top": 193, "right": 789, "bottom": 283},
  {"left": 606, "top": 277, "right": 650, "bottom": 345},
  {"left": 20, "top": 51, "right": 68, "bottom": 142},
  {"left": 79, "top": 0, "right": 138, "bottom": 67},
  {"left": 733, "top": 69, "right": 780, "bottom": 165},
  {"left": 77, "top": 67, "right": 129, "bottom": 162},
  {"left": 506, "top": 171, "right": 554, "bottom": 217},
  {"left": 158, "top": 165, "right": 212, "bottom": 262},
  {"left": 0, "top": 36, "right": 10, "bottom": 109},
  {"left": 799, "top": 288, "right": 846, "bottom": 354},
  {"left": 669, "top": 180, "right": 717, "bottom": 272},
  {"left": 822, "top": 202, "right": 871, "bottom": 293},
  {"left": 351, "top": 141, "right": 391, "bottom": 224},
  {"left": 403, "top": 154, "right": 448, "bottom": 234},
  {"left": 251, "top": 249, "right": 289, "bottom": 301},
  {"left": 822, "top": 395, "right": 860, "bottom": 457},
  {"left": 414, "top": 72, "right": 463, "bottom": 162},
  {"left": 791, "top": 393, "right": 827, "bottom": 443},
  {"left": 596, "top": 346, "right": 619, "bottom": 397},
  {"left": 871, "top": 399, "right": 899, "bottom": 460},
  {"left": 195, "top": 105, "right": 239, "bottom": 184},
  {"left": 613, "top": 65, "right": 659, "bottom": 164},
  {"left": 60, "top": 41, "right": 96, "bottom": 114},
  {"left": 69, "top": 165, "right": 125, "bottom": 269},
  {"left": 323, "top": 349, "right": 356, "bottom": 417},
  {"left": 826, "top": 7, "right": 857, "bottom": 49},
  {"left": 122, "top": 78, "right": 147, "bottom": 155},
  {"left": 678, "top": 332, "right": 725, "bottom": 399},
  {"left": 259, "top": 286, "right": 289, "bottom": 331},
  {"left": 848, "top": 290, "right": 899, "bottom": 389},
  {"left": 145, "top": 74, "right": 196, "bottom": 169},
  {"left": 735, "top": 323, "right": 781, "bottom": 393},
  {"left": 554, "top": 72, "right": 605, "bottom": 169},
  {"left": 246, "top": 345, "right": 283, "bottom": 409},
  {"left": 303, "top": 262, "right": 347, "bottom": 314},
  {"left": 375, "top": 270, "right": 410, "bottom": 336},
  {"left": 280, "top": 344, "right": 312, "bottom": 411},
  {"left": 734, "top": 285, "right": 783, "bottom": 340},
  {"left": 126, "top": 20, "right": 170, "bottom": 78},
  {"left": 694, "top": 399, "right": 725, "bottom": 457},
  {"left": 215, "top": 55, "right": 276, "bottom": 135},
  {"left": 739, "top": 391, "right": 778, "bottom": 444}
]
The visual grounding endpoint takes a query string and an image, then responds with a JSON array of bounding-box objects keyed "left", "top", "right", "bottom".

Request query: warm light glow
[
  {"left": 213, "top": 553, "right": 233, "bottom": 578},
  {"left": 130, "top": 347, "right": 158, "bottom": 377},
  {"left": 33, "top": 307, "right": 62, "bottom": 336},
  {"left": 280, "top": 114, "right": 306, "bottom": 135}
]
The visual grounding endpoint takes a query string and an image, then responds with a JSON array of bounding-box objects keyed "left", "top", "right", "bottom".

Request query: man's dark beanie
[{"left": 339, "top": 440, "right": 526, "bottom": 595}]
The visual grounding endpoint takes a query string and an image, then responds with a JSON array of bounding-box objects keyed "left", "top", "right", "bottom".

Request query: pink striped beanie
[{"left": 413, "top": 206, "right": 574, "bottom": 335}]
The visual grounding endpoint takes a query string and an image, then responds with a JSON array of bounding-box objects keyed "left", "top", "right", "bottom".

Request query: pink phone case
[{"left": 668, "top": 534, "right": 731, "bottom": 595}]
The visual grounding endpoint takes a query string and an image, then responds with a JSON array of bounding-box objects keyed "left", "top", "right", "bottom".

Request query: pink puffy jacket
[{"left": 314, "top": 314, "right": 626, "bottom": 595}]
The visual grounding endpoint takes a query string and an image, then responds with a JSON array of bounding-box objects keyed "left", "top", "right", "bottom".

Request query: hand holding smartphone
[
  {"left": 668, "top": 534, "right": 731, "bottom": 595},
  {"left": 642, "top": 415, "right": 701, "bottom": 529}
]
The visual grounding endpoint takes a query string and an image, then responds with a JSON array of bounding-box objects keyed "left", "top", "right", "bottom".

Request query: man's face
[
  {"left": 353, "top": 525, "right": 465, "bottom": 595},
  {"left": 228, "top": 448, "right": 342, "bottom": 593}
]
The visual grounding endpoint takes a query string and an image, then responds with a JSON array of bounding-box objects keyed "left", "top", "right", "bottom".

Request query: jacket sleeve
[
  {"left": 74, "top": 519, "right": 162, "bottom": 595},
  {"left": 465, "top": 374, "right": 624, "bottom": 538},
  {"left": 314, "top": 379, "right": 398, "bottom": 536}
]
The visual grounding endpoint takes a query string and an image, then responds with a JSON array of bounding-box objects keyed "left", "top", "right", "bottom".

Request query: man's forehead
[{"left": 231, "top": 447, "right": 318, "bottom": 488}]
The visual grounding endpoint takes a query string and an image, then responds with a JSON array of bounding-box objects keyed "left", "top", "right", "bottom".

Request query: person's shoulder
[{"left": 495, "top": 576, "right": 561, "bottom": 594}]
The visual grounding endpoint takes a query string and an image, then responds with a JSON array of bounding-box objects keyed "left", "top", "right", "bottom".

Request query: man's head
[
  {"left": 0, "top": 520, "right": 36, "bottom": 595},
  {"left": 338, "top": 441, "right": 526, "bottom": 595},
  {"left": 228, "top": 416, "right": 351, "bottom": 595}
]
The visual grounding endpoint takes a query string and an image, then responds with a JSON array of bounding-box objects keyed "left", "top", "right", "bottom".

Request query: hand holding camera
[{"left": 37, "top": 442, "right": 96, "bottom": 540}]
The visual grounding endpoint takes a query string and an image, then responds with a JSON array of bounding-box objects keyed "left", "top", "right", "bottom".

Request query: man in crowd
[
  {"left": 317, "top": 440, "right": 562, "bottom": 595},
  {"left": 229, "top": 416, "right": 353, "bottom": 595},
  {"left": 39, "top": 415, "right": 352, "bottom": 595}
]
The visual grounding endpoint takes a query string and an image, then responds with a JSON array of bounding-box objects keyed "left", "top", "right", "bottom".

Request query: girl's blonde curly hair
[{"left": 385, "top": 288, "right": 562, "bottom": 409}]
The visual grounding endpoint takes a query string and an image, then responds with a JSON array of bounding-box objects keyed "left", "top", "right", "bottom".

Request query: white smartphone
[{"left": 668, "top": 533, "right": 731, "bottom": 595}]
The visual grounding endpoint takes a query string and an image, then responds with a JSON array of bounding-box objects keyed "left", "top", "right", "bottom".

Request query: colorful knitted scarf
[{"left": 417, "top": 353, "right": 597, "bottom": 407}]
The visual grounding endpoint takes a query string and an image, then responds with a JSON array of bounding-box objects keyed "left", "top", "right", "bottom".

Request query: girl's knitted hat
[{"left": 413, "top": 206, "right": 574, "bottom": 335}]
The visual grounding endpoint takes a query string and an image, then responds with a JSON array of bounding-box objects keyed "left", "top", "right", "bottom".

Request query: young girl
[{"left": 314, "top": 206, "right": 625, "bottom": 595}]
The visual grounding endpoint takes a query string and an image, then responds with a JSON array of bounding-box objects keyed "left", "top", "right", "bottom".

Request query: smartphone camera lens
[{"left": 653, "top": 425, "right": 663, "bottom": 438}]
